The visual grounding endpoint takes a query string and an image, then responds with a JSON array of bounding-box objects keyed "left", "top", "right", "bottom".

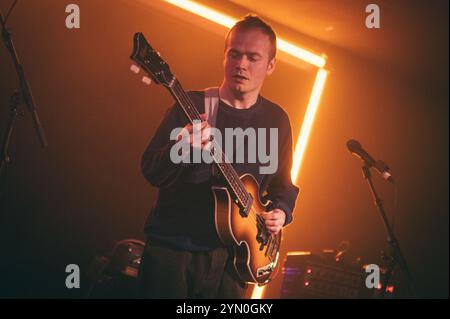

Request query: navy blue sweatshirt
[{"left": 141, "top": 90, "right": 299, "bottom": 251}]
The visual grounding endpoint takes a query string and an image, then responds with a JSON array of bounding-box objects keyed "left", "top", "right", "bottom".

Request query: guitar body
[{"left": 213, "top": 174, "right": 282, "bottom": 285}]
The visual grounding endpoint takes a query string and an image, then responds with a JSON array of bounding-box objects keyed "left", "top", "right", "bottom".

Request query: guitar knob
[
  {"left": 130, "top": 64, "right": 140, "bottom": 74},
  {"left": 142, "top": 76, "right": 152, "bottom": 85}
]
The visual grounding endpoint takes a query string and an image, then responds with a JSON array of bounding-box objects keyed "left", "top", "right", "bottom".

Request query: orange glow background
[{"left": 0, "top": 0, "right": 448, "bottom": 298}]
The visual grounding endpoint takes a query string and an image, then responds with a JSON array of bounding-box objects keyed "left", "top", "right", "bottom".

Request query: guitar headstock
[{"left": 130, "top": 32, "right": 175, "bottom": 87}]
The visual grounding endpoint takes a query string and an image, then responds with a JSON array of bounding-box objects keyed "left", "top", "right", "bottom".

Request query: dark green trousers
[{"left": 137, "top": 241, "right": 247, "bottom": 298}]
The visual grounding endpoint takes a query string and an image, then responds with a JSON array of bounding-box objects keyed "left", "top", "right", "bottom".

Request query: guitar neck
[{"left": 168, "top": 79, "right": 250, "bottom": 209}]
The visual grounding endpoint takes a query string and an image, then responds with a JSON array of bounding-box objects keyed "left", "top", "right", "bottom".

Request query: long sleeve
[
  {"left": 263, "top": 114, "right": 300, "bottom": 226},
  {"left": 141, "top": 103, "right": 188, "bottom": 188}
]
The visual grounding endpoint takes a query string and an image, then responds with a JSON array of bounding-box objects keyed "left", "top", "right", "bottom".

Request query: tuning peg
[
  {"left": 142, "top": 76, "right": 152, "bottom": 85},
  {"left": 130, "top": 64, "right": 140, "bottom": 74}
]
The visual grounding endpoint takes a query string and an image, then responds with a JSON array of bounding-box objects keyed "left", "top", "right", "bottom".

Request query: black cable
[
  {"left": 0, "top": 0, "right": 18, "bottom": 31},
  {"left": 3, "top": 0, "right": 19, "bottom": 26}
]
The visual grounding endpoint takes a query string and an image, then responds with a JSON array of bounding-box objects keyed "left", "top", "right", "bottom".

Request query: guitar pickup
[{"left": 239, "top": 193, "right": 253, "bottom": 217}]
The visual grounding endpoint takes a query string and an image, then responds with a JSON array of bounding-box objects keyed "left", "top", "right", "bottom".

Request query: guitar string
[
  {"left": 172, "top": 80, "right": 278, "bottom": 259},
  {"left": 172, "top": 80, "right": 252, "bottom": 208},
  {"left": 172, "top": 81, "right": 278, "bottom": 261},
  {"left": 249, "top": 205, "right": 277, "bottom": 262},
  {"left": 171, "top": 81, "right": 267, "bottom": 231},
  {"left": 171, "top": 81, "right": 265, "bottom": 228},
  {"left": 171, "top": 80, "right": 277, "bottom": 260}
]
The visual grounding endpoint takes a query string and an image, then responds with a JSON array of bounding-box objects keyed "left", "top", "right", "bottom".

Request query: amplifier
[{"left": 280, "top": 251, "right": 375, "bottom": 299}]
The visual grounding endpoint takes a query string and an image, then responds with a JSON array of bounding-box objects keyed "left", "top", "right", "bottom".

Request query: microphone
[{"left": 347, "top": 139, "right": 394, "bottom": 182}]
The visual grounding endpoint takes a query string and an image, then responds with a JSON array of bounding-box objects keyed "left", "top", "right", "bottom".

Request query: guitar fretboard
[{"left": 168, "top": 79, "right": 251, "bottom": 210}]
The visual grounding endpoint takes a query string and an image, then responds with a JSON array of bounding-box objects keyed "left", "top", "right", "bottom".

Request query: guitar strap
[
  {"left": 204, "top": 87, "right": 220, "bottom": 179},
  {"left": 204, "top": 87, "right": 220, "bottom": 128}
]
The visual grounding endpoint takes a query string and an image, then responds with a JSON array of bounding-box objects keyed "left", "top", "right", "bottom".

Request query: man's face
[{"left": 223, "top": 28, "right": 275, "bottom": 96}]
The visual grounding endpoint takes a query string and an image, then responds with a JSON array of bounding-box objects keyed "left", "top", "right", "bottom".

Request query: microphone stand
[
  {"left": 0, "top": 4, "right": 48, "bottom": 191},
  {"left": 361, "top": 164, "right": 416, "bottom": 298}
]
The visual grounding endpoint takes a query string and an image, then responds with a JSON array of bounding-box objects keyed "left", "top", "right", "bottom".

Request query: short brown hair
[{"left": 225, "top": 14, "right": 277, "bottom": 60}]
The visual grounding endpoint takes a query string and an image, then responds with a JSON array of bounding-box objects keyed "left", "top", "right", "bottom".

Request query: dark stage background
[{"left": 0, "top": 0, "right": 448, "bottom": 298}]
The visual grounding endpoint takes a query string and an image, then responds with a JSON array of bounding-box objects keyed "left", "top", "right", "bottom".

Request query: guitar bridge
[
  {"left": 257, "top": 263, "right": 274, "bottom": 277},
  {"left": 256, "top": 251, "right": 280, "bottom": 277}
]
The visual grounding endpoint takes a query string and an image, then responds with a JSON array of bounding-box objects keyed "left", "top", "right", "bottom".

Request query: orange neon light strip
[{"left": 164, "top": 0, "right": 326, "bottom": 68}]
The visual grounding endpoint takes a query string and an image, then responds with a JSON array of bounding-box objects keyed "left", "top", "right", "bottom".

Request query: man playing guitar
[{"left": 137, "top": 15, "right": 299, "bottom": 299}]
